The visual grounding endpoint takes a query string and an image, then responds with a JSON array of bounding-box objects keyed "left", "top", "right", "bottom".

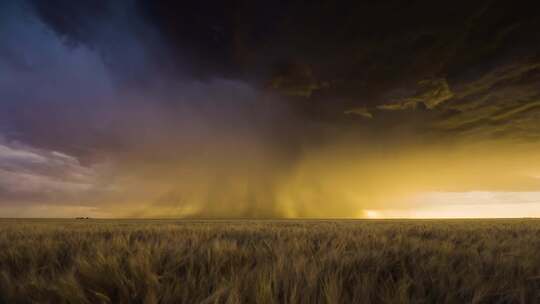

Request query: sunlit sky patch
[{"left": 363, "top": 192, "right": 540, "bottom": 219}]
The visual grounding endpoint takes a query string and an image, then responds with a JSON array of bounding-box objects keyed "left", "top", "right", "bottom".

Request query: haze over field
[{"left": 2, "top": 1, "right": 540, "bottom": 218}]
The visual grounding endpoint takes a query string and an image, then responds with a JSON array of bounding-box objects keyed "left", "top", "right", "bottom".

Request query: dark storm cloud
[
  {"left": 28, "top": 0, "right": 168, "bottom": 85},
  {"left": 257, "top": 0, "right": 540, "bottom": 142},
  {"left": 21, "top": 0, "right": 540, "bottom": 129},
  {"left": 128, "top": 1, "right": 540, "bottom": 142},
  {"left": 435, "top": 61, "right": 540, "bottom": 140}
]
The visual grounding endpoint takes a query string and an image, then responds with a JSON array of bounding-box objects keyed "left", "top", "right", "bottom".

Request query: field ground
[{"left": 1, "top": 219, "right": 540, "bottom": 303}]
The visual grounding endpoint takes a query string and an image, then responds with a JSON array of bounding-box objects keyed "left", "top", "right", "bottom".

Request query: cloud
[
  {"left": 268, "top": 62, "right": 322, "bottom": 98},
  {"left": 0, "top": 139, "right": 102, "bottom": 206},
  {"left": 432, "top": 61, "right": 540, "bottom": 140},
  {"left": 377, "top": 78, "right": 454, "bottom": 110},
  {"left": 344, "top": 107, "right": 373, "bottom": 119},
  {"left": 0, "top": 144, "right": 47, "bottom": 166}
]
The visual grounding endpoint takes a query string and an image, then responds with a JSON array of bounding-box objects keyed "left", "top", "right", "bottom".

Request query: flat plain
[{"left": 1, "top": 219, "right": 540, "bottom": 303}]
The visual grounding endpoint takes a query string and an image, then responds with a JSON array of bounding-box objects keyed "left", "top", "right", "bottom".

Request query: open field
[{"left": 1, "top": 219, "right": 540, "bottom": 303}]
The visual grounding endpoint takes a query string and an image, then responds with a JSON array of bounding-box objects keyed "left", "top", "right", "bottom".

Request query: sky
[{"left": 1, "top": 0, "right": 540, "bottom": 218}]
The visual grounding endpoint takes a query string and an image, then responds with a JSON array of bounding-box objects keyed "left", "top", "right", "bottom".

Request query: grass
[{"left": 1, "top": 219, "right": 540, "bottom": 303}]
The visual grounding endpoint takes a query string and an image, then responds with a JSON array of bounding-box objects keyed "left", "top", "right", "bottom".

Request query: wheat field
[{"left": 1, "top": 219, "right": 540, "bottom": 303}]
